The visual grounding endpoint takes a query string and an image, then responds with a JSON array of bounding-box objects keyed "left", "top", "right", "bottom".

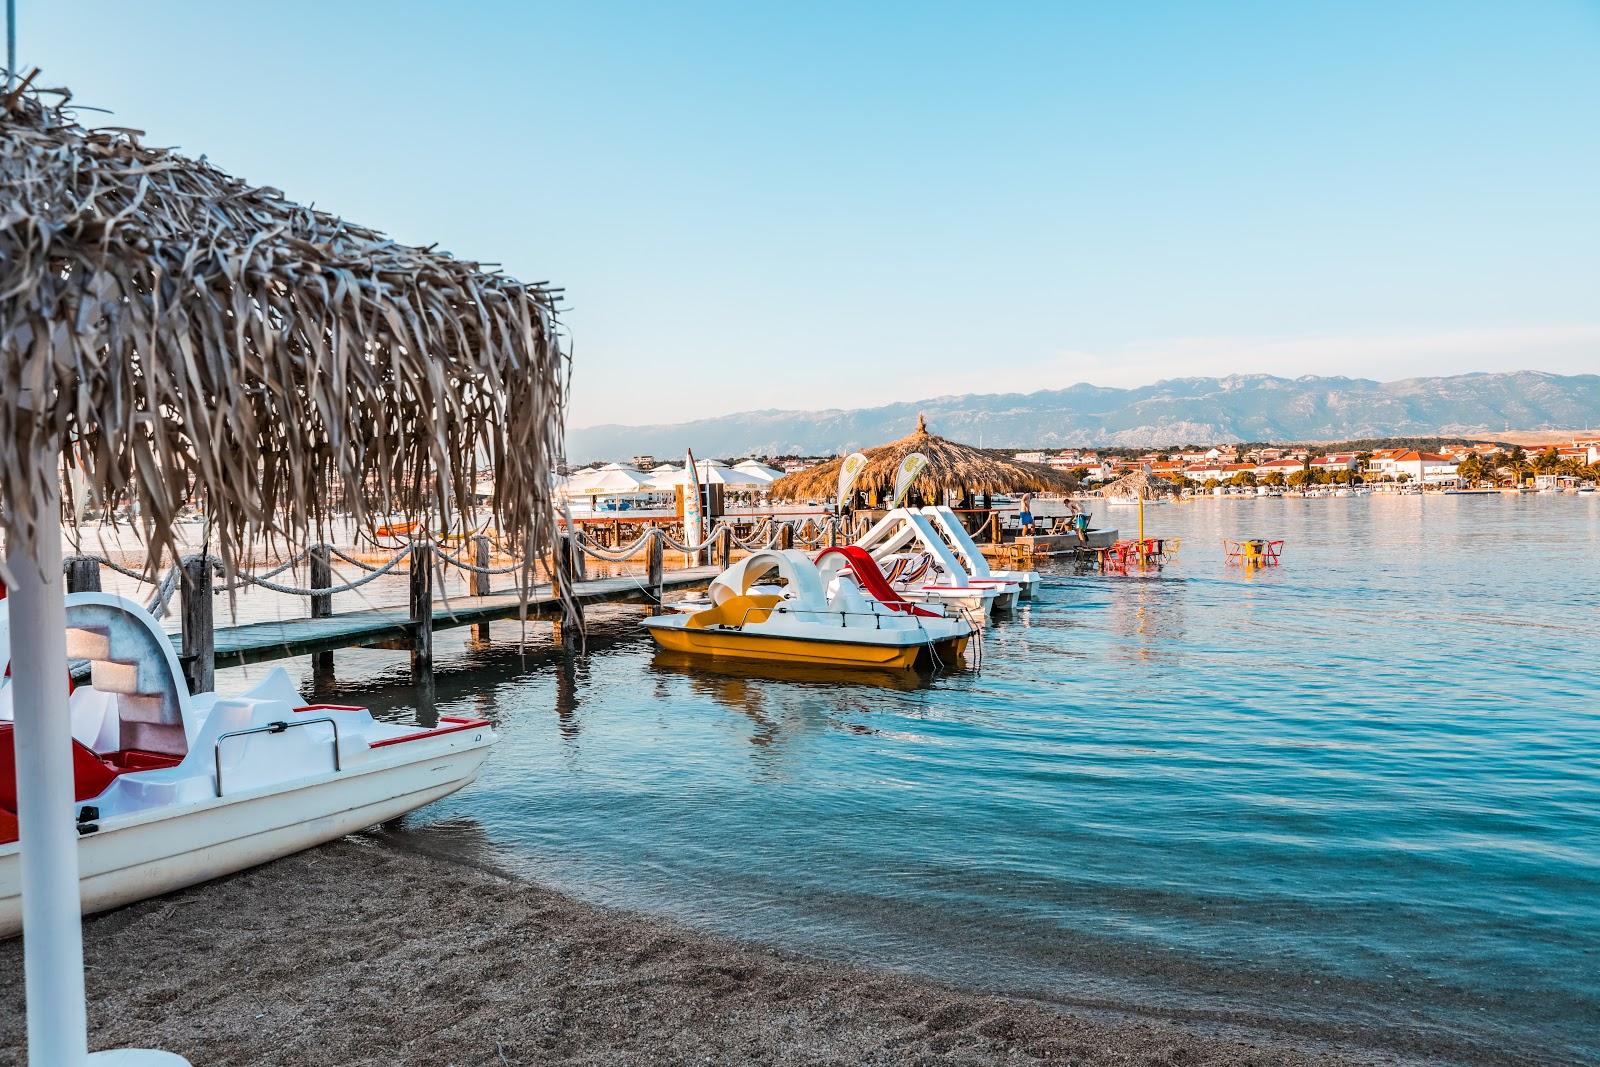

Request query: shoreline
[{"left": 4, "top": 835, "right": 1433, "bottom": 1067}]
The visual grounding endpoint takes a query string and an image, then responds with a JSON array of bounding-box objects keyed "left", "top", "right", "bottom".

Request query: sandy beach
[{"left": 0, "top": 832, "right": 1395, "bottom": 1067}]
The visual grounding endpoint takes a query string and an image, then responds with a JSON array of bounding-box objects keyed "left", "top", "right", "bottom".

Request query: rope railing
[
  {"left": 728, "top": 519, "right": 780, "bottom": 550},
  {"left": 658, "top": 520, "right": 736, "bottom": 554},
  {"left": 574, "top": 527, "right": 659, "bottom": 561},
  {"left": 327, "top": 545, "right": 405, "bottom": 573},
  {"left": 62, "top": 552, "right": 167, "bottom": 584},
  {"left": 64, "top": 546, "right": 416, "bottom": 602},
  {"left": 227, "top": 547, "right": 414, "bottom": 597},
  {"left": 436, "top": 543, "right": 531, "bottom": 576},
  {"left": 61, "top": 515, "right": 823, "bottom": 609}
]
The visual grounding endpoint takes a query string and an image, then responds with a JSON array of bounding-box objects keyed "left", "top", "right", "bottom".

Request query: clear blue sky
[{"left": 17, "top": 2, "right": 1600, "bottom": 426}]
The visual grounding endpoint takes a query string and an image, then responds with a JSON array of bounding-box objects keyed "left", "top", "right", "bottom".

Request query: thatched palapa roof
[
  {"left": 1092, "top": 468, "right": 1178, "bottom": 499},
  {"left": 0, "top": 80, "right": 567, "bottom": 574},
  {"left": 768, "top": 415, "right": 1075, "bottom": 501}
]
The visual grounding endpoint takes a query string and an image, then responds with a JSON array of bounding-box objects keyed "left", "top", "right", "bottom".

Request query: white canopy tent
[
  {"left": 560, "top": 462, "right": 655, "bottom": 498},
  {"left": 732, "top": 459, "right": 784, "bottom": 483},
  {"left": 651, "top": 460, "right": 768, "bottom": 489}
]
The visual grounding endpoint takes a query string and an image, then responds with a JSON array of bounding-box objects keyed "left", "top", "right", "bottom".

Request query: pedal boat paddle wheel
[
  {"left": 643, "top": 548, "right": 972, "bottom": 669},
  {"left": 0, "top": 593, "right": 496, "bottom": 936}
]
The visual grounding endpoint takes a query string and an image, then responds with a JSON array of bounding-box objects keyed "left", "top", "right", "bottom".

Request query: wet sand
[{"left": 1, "top": 835, "right": 1400, "bottom": 1066}]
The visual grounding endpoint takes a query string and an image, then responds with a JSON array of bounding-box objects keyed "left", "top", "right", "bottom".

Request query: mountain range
[{"left": 566, "top": 371, "right": 1600, "bottom": 461}]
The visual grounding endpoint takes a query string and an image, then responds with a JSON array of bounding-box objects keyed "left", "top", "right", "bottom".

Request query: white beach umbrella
[
  {"left": 657, "top": 460, "right": 766, "bottom": 488},
  {"left": 732, "top": 459, "right": 783, "bottom": 484},
  {"left": 561, "top": 462, "right": 654, "bottom": 498},
  {"left": 640, "top": 463, "right": 682, "bottom": 490}
]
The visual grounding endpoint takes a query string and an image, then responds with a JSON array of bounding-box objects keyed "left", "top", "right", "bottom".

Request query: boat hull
[
  {"left": 902, "top": 587, "right": 999, "bottom": 617},
  {"left": 648, "top": 625, "right": 964, "bottom": 669},
  {"left": 0, "top": 741, "right": 490, "bottom": 937}
]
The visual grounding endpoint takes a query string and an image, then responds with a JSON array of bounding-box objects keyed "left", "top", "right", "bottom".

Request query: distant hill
[{"left": 565, "top": 371, "right": 1600, "bottom": 461}]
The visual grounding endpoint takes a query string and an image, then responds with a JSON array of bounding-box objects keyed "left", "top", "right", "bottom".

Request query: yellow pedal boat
[{"left": 644, "top": 549, "right": 971, "bottom": 670}]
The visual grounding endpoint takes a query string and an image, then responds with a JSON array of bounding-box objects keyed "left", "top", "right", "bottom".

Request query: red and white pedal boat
[{"left": 0, "top": 592, "right": 495, "bottom": 936}]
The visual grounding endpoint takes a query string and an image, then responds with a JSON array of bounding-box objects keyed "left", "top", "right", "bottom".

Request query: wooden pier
[
  {"left": 59, "top": 525, "right": 758, "bottom": 686},
  {"left": 208, "top": 566, "right": 720, "bottom": 668}
]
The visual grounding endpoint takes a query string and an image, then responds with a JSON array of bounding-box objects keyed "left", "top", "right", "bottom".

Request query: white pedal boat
[
  {"left": 918, "top": 506, "right": 1040, "bottom": 600},
  {"left": 644, "top": 548, "right": 971, "bottom": 670},
  {"left": 0, "top": 593, "right": 495, "bottom": 937},
  {"left": 853, "top": 508, "right": 1022, "bottom": 615}
]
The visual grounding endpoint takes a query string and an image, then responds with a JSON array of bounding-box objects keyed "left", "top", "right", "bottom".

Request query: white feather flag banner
[
  {"left": 891, "top": 452, "right": 929, "bottom": 507},
  {"left": 836, "top": 452, "right": 868, "bottom": 509}
]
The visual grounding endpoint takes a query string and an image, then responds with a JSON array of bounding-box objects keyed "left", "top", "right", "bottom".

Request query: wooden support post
[
  {"left": 309, "top": 544, "right": 333, "bottom": 618},
  {"left": 557, "top": 532, "right": 585, "bottom": 648},
  {"left": 180, "top": 556, "right": 214, "bottom": 694},
  {"left": 471, "top": 535, "right": 492, "bottom": 597},
  {"left": 471, "top": 535, "right": 493, "bottom": 642},
  {"left": 647, "top": 528, "right": 665, "bottom": 616},
  {"left": 990, "top": 510, "right": 1001, "bottom": 545},
  {"left": 65, "top": 558, "right": 101, "bottom": 593},
  {"left": 778, "top": 522, "right": 794, "bottom": 551},
  {"left": 409, "top": 541, "right": 434, "bottom": 677},
  {"left": 309, "top": 544, "right": 334, "bottom": 675},
  {"left": 717, "top": 525, "right": 731, "bottom": 568},
  {"left": 571, "top": 531, "right": 588, "bottom": 581},
  {"left": 827, "top": 517, "right": 839, "bottom": 548}
]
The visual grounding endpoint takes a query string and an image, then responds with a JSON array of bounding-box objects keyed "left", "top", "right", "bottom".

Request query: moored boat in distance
[{"left": 0, "top": 593, "right": 496, "bottom": 936}]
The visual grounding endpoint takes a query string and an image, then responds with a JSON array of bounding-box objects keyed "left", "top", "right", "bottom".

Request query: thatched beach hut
[
  {"left": 1092, "top": 467, "right": 1179, "bottom": 500},
  {"left": 1, "top": 80, "right": 566, "bottom": 1064},
  {"left": 768, "top": 415, "right": 1074, "bottom": 505}
]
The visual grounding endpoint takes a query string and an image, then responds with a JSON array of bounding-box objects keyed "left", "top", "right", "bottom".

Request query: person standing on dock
[{"left": 1018, "top": 492, "right": 1035, "bottom": 534}]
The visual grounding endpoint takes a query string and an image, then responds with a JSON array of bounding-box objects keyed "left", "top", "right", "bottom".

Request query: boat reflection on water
[
  {"left": 649, "top": 650, "right": 940, "bottom": 695},
  {"left": 649, "top": 651, "right": 946, "bottom": 756}
]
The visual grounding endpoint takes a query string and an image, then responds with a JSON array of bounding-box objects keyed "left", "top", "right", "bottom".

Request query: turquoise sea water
[{"left": 262, "top": 495, "right": 1598, "bottom": 1064}]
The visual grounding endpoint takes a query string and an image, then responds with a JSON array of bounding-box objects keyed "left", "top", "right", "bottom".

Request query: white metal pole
[{"left": 7, "top": 486, "right": 90, "bottom": 1067}]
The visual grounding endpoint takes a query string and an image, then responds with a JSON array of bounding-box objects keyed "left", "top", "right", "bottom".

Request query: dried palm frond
[
  {"left": 0, "top": 81, "right": 567, "bottom": 589},
  {"left": 768, "top": 415, "right": 1075, "bottom": 501}
]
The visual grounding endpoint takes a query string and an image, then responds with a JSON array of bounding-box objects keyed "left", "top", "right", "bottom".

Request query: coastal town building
[
  {"left": 1254, "top": 457, "right": 1304, "bottom": 478},
  {"left": 1566, "top": 435, "right": 1600, "bottom": 464},
  {"left": 1311, "top": 453, "right": 1360, "bottom": 474},
  {"left": 1383, "top": 450, "right": 1459, "bottom": 484}
]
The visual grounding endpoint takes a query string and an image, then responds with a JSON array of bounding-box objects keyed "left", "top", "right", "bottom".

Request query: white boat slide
[{"left": 852, "top": 508, "right": 1023, "bottom": 615}]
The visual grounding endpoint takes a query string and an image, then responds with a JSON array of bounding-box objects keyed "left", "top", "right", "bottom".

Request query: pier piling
[
  {"left": 65, "top": 558, "right": 100, "bottom": 594},
  {"left": 309, "top": 545, "right": 333, "bottom": 619},
  {"left": 471, "top": 536, "right": 492, "bottom": 597},
  {"left": 778, "top": 522, "right": 794, "bottom": 551},
  {"left": 555, "top": 532, "right": 586, "bottom": 648},
  {"left": 179, "top": 556, "right": 214, "bottom": 694},
  {"left": 471, "top": 535, "right": 492, "bottom": 641},
  {"left": 409, "top": 541, "right": 434, "bottom": 677},
  {"left": 309, "top": 544, "right": 334, "bottom": 675},
  {"left": 647, "top": 529, "right": 665, "bottom": 615}
]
